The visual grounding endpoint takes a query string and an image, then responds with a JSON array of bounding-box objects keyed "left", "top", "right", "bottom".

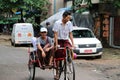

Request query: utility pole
[
  {"left": 54, "top": 0, "right": 56, "bottom": 14},
  {"left": 20, "top": 8, "right": 24, "bottom": 22},
  {"left": 72, "top": 0, "right": 75, "bottom": 13}
]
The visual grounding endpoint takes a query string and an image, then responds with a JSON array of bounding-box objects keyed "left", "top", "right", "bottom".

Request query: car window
[{"left": 72, "top": 30, "right": 94, "bottom": 38}]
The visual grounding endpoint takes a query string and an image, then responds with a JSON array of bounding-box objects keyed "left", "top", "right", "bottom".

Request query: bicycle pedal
[
  {"left": 45, "top": 66, "right": 51, "bottom": 69},
  {"left": 53, "top": 66, "right": 57, "bottom": 69}
]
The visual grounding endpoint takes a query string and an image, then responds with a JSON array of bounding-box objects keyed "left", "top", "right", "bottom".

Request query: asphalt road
[
  {"left": 0, "top": 34, "right": 120, "bottom": 80},
  {"left": 0, "top": 45, "right": 111, "bottom": 80}
]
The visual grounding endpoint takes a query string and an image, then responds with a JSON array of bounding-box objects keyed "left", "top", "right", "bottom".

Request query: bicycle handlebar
[{"left": 57, "top": 45, "right": 74, "bottom": 49}]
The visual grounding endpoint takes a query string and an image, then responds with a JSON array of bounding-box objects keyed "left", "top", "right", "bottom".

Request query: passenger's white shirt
[
  {"left": 31, "top": 37, "right": 37, "bottom": 51},
  {"left": 53, "top": 19, "right": 73, "bottom": 40}
]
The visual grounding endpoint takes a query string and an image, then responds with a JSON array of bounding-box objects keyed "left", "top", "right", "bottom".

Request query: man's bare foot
[{"left": 54, "top": 74, "right": 59, "bottom": 80}]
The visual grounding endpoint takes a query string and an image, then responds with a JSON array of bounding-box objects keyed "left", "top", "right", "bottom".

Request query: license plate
[{"left": 84, "top": 49, "right": 92, "bottom": 53}]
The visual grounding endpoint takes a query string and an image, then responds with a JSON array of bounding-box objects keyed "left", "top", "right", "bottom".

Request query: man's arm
[
  {"left": 53, "top": 21, "right": 58, "bottom": 49},
  {"left": 47, "top": 45, "right": 54, "bottom": 51},
  {"left": 37, "top": 43, "right": 46, "bottom": 57},
  {"left": 42, "top": 37, "right": 54, "bottom": 52},
  {"left": 69, "top": 32, "right": 74, "bottom": 48},
  {"left": 54, "top": 31, "right": 58, "bottom": 49}
]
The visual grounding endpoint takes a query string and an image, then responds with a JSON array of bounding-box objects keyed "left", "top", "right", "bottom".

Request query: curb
[{"left": 0, "top": 34, "right": 11, "bottom": 41}]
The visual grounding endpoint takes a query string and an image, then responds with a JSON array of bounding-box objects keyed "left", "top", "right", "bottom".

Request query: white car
[{"left": 72, "top": 27, "right": 103, "bottom": 58}]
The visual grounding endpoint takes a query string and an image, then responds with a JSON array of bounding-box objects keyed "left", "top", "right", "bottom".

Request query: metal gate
[
  {"left": 114, "top": 17, "right": 120, "bottom": 46},
  {"left": 110, "top": 17, "right": 120, "bottom": 48}
]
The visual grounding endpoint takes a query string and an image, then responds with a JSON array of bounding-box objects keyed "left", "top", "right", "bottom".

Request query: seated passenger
[{"left": 37, "top": 27, "right": 54, "bottom": 67}]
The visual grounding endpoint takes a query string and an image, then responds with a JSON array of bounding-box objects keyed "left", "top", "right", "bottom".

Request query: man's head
[
  {"left": 46, "top": 22, "right": 50, "bottom": 26},
  {"left": 40, "top": 27, "right": 48, "bottom": 38},
  {"left": 62, "top": 11, "right": 71, "bottom": 23}
]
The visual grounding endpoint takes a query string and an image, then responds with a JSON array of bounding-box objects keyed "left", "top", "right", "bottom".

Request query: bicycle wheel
[
  {"left": 28, "top": 52, "right": 36, "bottom": 80},
  {"left": 28, "top": 60, "right": 36, "bottom": 80},
  {"left": 66, "top": 61, "right": 75, "bottom": 80},
  {"left": 65, "top": 48, "right": 75, "bottom": 80},
  {"left": 58, "top": 57, "right": 72, "bottom": 80}
]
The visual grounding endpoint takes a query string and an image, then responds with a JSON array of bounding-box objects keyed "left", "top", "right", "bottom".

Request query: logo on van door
[
  {"left": 18, "top": 33, "right": 21, "bottom": 37},
  {"left": 27, "top": 32, "right": 32, "bottom": 37}
]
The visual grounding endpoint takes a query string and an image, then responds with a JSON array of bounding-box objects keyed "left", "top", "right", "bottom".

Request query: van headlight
[{"left": 96, "top": 43, "right": 102, "bottom": 48}]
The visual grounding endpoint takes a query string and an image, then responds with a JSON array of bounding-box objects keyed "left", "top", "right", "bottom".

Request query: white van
[{"left": 11, "top": 23, "right": 34, "bottom": 46}]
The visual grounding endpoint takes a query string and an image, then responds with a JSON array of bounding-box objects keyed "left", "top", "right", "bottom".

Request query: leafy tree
[
  {"left": 73, "top": 0, "right": 92, "bottom": 13},
  {"left": 73, "top": 0, "right": 120, "bottom": 14},
  {"left": 23, "top": 0, "right": 50, "bottom": 23},
  {"left": 100, "top": 0, "right": 120, "bottom": 8},
  {"left": 0, "top": 0, "right": 50, "bottom": 25}
]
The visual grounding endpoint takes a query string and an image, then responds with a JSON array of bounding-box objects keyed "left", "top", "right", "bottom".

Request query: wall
[{"left": 49, "top": 0, "right": 64, "bottom": 15}]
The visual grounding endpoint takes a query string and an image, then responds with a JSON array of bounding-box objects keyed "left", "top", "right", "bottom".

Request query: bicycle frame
[
  {"left": 28, "top": 46, "right": 75, "bottom": 80},
  {"left": 54, "top": 46, "right": 75, "bottom": 80}
]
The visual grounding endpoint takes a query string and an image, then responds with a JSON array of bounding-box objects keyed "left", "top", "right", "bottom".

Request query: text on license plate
[{"left": 84, "top": 49, "right": 92, "bottom": 53}]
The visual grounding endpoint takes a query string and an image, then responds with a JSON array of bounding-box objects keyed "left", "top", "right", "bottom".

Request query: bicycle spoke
[
  {"left": 28, "top": 53, "right": 36, "bottom": 80},
  {"left": 29, "top": 61, "right": 35, "bottom": 80},
  {"left": 66, "top": 61, "right": 75, "bottom": 80}
]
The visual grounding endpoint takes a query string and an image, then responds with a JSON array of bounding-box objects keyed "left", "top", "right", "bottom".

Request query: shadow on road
[{"left": 23, "top": 77, "right": 53, "bottom": 80}]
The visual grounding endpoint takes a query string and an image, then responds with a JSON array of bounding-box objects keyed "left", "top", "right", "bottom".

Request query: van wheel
[
  {"left": 11, "top": 41, "right": 13, "bottom": 46},
  {"left": 13, "top": 42, "right": 17, "bottom": 47}
]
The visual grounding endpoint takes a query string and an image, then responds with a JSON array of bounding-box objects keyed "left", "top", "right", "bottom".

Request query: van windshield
[{"left": 72, "top": 30, "right": 94, "bottom": 38}]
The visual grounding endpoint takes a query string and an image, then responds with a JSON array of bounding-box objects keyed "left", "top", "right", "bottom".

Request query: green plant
[
  {"left": 74, "top": 0, "right": 92, "bottom": 13},
  {"left": 0, "top": 0, "right": 50, "bottom": 25}
]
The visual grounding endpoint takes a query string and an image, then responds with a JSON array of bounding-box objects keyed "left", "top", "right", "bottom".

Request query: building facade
[
  {"left": 48, "top": 0, "right": 64, "bottom": 15},
  {"left": 47, "top": 0, "right": 120, "bottom": 48}
]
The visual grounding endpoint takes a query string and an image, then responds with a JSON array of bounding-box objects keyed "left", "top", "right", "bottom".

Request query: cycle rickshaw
[{"left": 28, "top": 46, "right": 75, "bottom": 80}]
